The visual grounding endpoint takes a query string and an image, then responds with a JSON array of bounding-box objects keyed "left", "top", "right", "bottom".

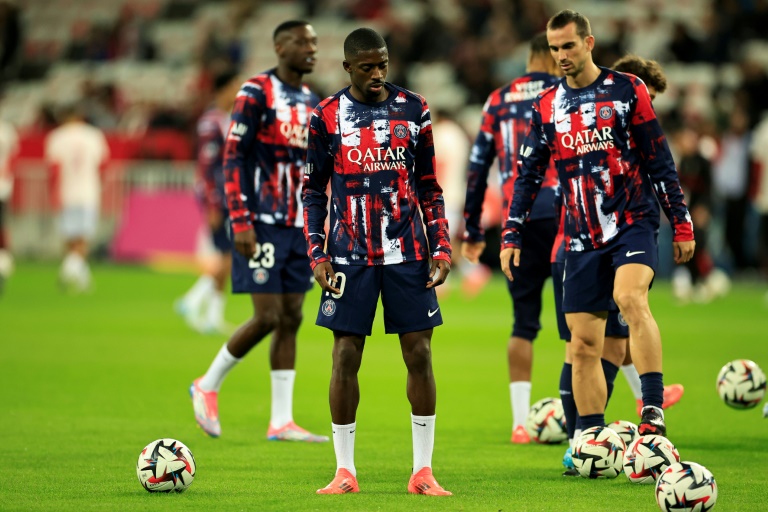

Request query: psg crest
[
  {"left": 599, "top": 106, "right": 613, "bottom": 120},
  {"left": 321, "top": 299, "right": 336, "bottom": 316},
  {"left": 253, "top": 268, "right": 269, "bottom": 284},
  {"left": 393, "top": 124, "right": 408, "bottom": 139}
]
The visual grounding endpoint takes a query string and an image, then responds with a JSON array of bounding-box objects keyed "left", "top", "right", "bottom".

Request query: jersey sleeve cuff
[
  {"left": 231, "top": 217, "right": 253, "bottom": 234},
  {"left": 309, "top": 254, "right": 330, "bottom": 270}
]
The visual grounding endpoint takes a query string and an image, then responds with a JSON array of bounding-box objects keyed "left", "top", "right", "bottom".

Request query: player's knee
[
  {"left": 570, "top": 338, "right": 601, "bottom": 360},
  {"left": 253, "top": 308, "right": 281, "bottom": 332},
  {"left": 613, "top": 289, "right": 650, "bottom": 323},
  {"left": 333, "top": 342, "right": 362, "bottom": 376},
  {"left": 279, "top": 308, "right": 303, "bottom": 333},
  {"left": 403, "top": 340, "right": 432, "bottom": 373}
]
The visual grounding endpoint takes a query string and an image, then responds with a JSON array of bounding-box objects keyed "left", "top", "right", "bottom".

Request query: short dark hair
[
  {"left": 612, "top": 55, "right": 668, "bottom": 94},
  {"left": 529, "top": 33, "right": 550, "bottom": 56},
  {"left": 344, "top": 28, "right": 387, "bottom": 58},
  {"left": 273, "top": 20, "right": 309, "bottom": 41},
  {"left": 547, "top": 9, "right": 591, "bottom": 39},
  {"left": 213, "top": 69, "right": 239, "bottom": 93}
]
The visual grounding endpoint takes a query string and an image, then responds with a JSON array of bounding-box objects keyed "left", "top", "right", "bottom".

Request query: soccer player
[
  {"left": 45, "top": 103, "right": 110, "bottom": 293},
  {"left": 462, "top": 33, "right": 561, "bottom": 444},
  {"left": 610, "top": 55, "right": 684, "bottom": 417},
  {"left": 0, "top": 118, "right": 18, "bottom": 293},
  {"left": 304, "top": 28, "right": 452, "bottom": 496},
  {"left": 500, "top": 10, "right": 694, "bottom": 442},
  {"left": 189, "top": 20, "right": 328, "bottom": 443},
  {"left": 176, "top": 70, "right": 241, "bottom": 334},
  {"left": 555, "top": 54, "right": 685, "bottom": 475}
]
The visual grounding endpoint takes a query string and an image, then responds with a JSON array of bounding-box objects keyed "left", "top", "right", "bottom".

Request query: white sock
[
  {"left": 510, "top": 381, "right": 532, "bottom": 428},
  {"left": 206, "top": 290, "right": 225, "bottom": 328},
  {"left": 199, "top": 343, "right": 241, "bottom": 392},
  {"left": 60, "top": 252, "right": 80, "bottom": 282},
  {"left": 621, "top": 364, "right": 643, "bottom": 400},
  {"left": 332, "top": 422, "right": 356, "bottom": 476},
  {"left": 184, "top": 275, "right": 215, "bottom": 312},
  {"left": 574, "top": 428, "right": 582, "bottom": 440},
  {"left": 269, "top": 370, "right": 295, "bottom": 428},
  {"left": 411, "top": 414, "right": 435, "bottom": 474}
]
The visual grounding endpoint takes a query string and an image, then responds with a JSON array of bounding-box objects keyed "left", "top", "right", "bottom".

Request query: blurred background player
[
  {"left": 431, "top": 107, "right": 470, "bottom": 297},
  {"left": 501, "top": 10, "right": 694, "bottom": 445},
  {"left": 462, "top": 33, "right": 561, "bottom": 444},
  {"left": 304, "top": 28, "right": 452, "bottom": 496},
  {"left": 189, "top": 21, "right": 327, "bottom": 443},
  {"left": 44, "top": 103, "right": 110, "bottom": 293},
  {"left": 0, "top": 116, "right": 17, "bottom": 293},
  {"left": 176, "top": 69, "right": 241, "bottom": 334}
]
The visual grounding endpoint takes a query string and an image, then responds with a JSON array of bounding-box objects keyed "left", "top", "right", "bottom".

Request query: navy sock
[
  {"left": 640, "top": 372, "right": 664, "bottom": 410},
  {"left": 601, "top": 358, "right": 620, "bottom": 404},
  {"left": 559, "top": 363, "right": 578, "bottom": 440},
  {"left": 580, "top": 413, "right": 605, "bottom": 430}
]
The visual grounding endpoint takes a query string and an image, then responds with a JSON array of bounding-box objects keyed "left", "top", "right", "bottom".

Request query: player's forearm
[
  {"left": 463, "top": 163, "right": 492, "bottom": 242},
  {"left": 302, "top": 186, "right": 330, "bottom": 269},
  {"left": 223, "top": 165, "right": 253, "bottom": 233}
]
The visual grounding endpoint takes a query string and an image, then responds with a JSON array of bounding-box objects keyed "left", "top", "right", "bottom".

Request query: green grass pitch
[{"left": 1, "top": 262, "right": 767, "bottom": 511}]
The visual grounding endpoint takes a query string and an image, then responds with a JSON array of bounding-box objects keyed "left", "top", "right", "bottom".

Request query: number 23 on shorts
[{"left": 247, "top": 243, "right": 275, "bottom": 269}]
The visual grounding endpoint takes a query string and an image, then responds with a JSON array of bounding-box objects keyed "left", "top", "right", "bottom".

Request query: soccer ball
[
  {"left": 655, "top": 461, "right": 717, "bottom": 512},
  {"left": 572, "top": 426, "right": 625, "bottom": 479},
  {"left": 623, "top": 435, "right": 680, "bottom": 484},
  {"left": 606, "top": 419, "right": 639, "bottom": 447},
  {"left": 136, "top": 438, "right": 196, "bottom": 492},
  {"left": 716, "top": 359, "right": 767, "bottom": 409},
  {"left": 525, "top": 397, "right": 567, "bottom": 444}
]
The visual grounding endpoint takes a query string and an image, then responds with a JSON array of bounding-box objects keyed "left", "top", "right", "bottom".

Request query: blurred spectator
[
  {"left": 713, "top": 107, "right": 753, "bottom": 272},
  {"left": 736, "top": 58, "right": 768, "bottom": 129},
  {"left": 109, "top": 4, "right": 156, "bottom": 61},
  {"left": 673, "top": 128, "right": 730, "bottom": 301},
  {"left": 668, "top": 22, "right": 699, "bottom": 63},
  {"left": 752, "top": 115, "right": 768, "bottom": 277},
  {"left": 0, "top": 0, "right": 22, "bottom": 81},
  {"left": 45, "top": 103, "right": 110, "bottom": 293},
  {"left": 81, "top": 81, "right": 121, "bottom": 131},
  {"left": 0, "top": 117, "right": 18, "bottom": 292}
]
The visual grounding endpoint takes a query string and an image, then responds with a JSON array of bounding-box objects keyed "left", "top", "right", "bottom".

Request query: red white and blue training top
[
  {"left": 196, "top": 106, "right": 229, "bottom": 212},
  {"left": 302, "top": 84, "right": 452, "bottom": 269},
  {"left": 224, "top": 69, "right": 319, "bottom": 233},
  {"left": 464, "top": 72, "right": 560, "bottom": 243},
  {"left": 502, "top": 67, "right": 693, "bottom": 252}
]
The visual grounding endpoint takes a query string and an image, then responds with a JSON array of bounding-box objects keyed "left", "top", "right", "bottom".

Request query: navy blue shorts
[
  {"left": 231, "top": 224, "right": 313, "bottom": 294},
  {"left": 552, "top": 256, "right": 629, "bottom": 341},
  {"left": 315, "top": 261, "right": 442, "bottom": 336},
  {"left": 562, "top": 224, "right": 658, "bottom": 314},
  {"left": 212, "top": 214, "right": 232, "bottom": 252},
  {"left": 505, "top": 218, "right": 557, "bottom": 341}
]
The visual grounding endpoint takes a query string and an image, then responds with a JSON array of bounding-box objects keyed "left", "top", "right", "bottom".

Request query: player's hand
[
  {"left": 673, "top": 240, "right": 695, "bottom": 264},
  {"left": 233, "top": 229, "right": 257, "bottom": 259},
  {"left": 207, "top": 209, "right": 223, "bottom": 231},
  {"left": 314, "top": 261, "right": 340, "bottom": 295},
  {"left": 427, "top": 259, "right": 451, "bottom": 289},
  {"left": 500, "top": 247, "right": 521, "bottom": 281},
  {"left": 461, "top": 241, "right": 486, "bottom": 264}
]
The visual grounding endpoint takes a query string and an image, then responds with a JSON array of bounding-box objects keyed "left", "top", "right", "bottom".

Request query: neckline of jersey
[
  {"left": 269, "top": 68, "right": 307, "bottom": 93},
  {"left": 560, "top": 66, "right": 609, "bottom": 93},
  {"left": 342, "top": 84, "right": 396, "bottom": 107}
]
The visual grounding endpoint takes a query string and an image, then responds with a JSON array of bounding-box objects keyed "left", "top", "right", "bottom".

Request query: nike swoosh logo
[
  {"left": 413, "top": 422, "right": 426, "bottom": 427},
  {"left": 349, "top": 430, "right": 355, "bottom": 433},
  {"left": 428, "top": 308, "right": 439, "bottom": 317},
  {"left": 626, "top": 251, "right": 645, "bottom": 257}
]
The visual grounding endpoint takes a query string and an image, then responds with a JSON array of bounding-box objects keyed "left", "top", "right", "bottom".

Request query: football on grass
[
  {"left": 137, "top": 438, "right": 196, "bottom": 492},
  {"left": 716, "top": 359, "right": 766, "bottom": 409}
]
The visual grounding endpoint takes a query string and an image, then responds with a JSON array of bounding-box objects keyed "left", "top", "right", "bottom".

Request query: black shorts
[{"left": 505, "top": 218, "right": 557, "bottom": 341}]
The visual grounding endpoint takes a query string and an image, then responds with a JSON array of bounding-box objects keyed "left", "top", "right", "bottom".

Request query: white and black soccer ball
[
  {"left": 137, "top": 438, "right": 196, "bottom": 493},
  {"left": 716, "top": 359, "right": 766, "bottom": 409},
  {"left": 655, "top": 461, "right": 717, "bottom": 512},
  {"left": 525, "top": 397, "right": 567, "bottom": 444},
  {"left": 624, "top": 435, "right": 680, "bottom": 484},
  {"left": 606, "top": 419, "right": 639, "bottom": 447},
  {"left": 572, "top": 426, "right": 625, "bottom": 479}
]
